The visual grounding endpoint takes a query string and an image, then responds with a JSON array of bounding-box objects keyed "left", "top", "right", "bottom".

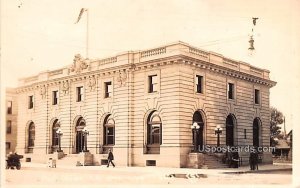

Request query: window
[
  {"left": 244, "top": 129, "right": 247, "bottom": 139},
  {"left": 28, "top": 96, "right": 34, "bottom": 109},
  {"left": 147, "top": 112, "right": 162, "bottom": 145},
  {"left": 255, "top": 89, "right": 260, "bottom": 104},
  {"left": 228, "top": 83, "right": 234, "bottom": 99},
  {"left": 196, "top": 75, "right": 203, "bottom": 93},
  {"left": 52, "top": 91, "right": 58, "bottom": 105},
  {"left": 104, "top": 82, "right": 112, "bottom": 98},
  {"left": 76, "top": 86, "right": 84, "bottom": 102},
  {"left": 52, "top": 120, "right": 60, "bottom": 147},
  {"left": 6, "top": 142, "right": 11, "bottom": 150},
  {"left": 28, "top": 122, "right": 35, "bottom": 147},
  {"left": 148, "top": 75, "right": 158, "bottom": 93},
  {"left": 7, "top": 101, "right": 12, "bottom": 114},
  {"left": 7, "top": 120, "right": 12, "bottom": 134},
  {"left": 104, "top": 115, "right": 115, "bottom": 145}
]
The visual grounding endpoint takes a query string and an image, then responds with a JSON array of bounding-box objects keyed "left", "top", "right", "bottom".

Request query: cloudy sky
[{"left": 1, "top": 0, "right": 300, "bottom": 132}]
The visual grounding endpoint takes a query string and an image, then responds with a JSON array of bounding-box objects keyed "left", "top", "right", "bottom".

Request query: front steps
[{"left": 187, "top": 152, "right": 229, "bottom": 169}]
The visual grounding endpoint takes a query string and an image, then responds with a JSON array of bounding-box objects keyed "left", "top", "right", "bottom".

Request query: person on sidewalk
[
  {"left": 249, "top": 150, "right": 255, "bottom": 170},
  {"left": 107, "top": 149, "right": 115, "bottom": 168},
  {"left": 254, "top": 148, "right": 259, "bottom": 170}
]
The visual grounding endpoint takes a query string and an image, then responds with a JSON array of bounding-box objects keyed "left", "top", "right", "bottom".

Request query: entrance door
[
  {"left": 226, "top": 114, "right": 235, "bottom": 146},
  {"left": 75, "top": 117, "right": 86, "bottom": 153},
  {"left": 253, "top": 118, "right": 260, "bottom": 147},
  {"left": 76, "top": 131, "right": 85, "bottom": 153},
  {"left": 193, "top": 111, "right": 205, "bottom": 151}
]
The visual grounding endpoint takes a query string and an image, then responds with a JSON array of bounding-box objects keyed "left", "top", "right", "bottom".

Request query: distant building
[
  {"left": 6, "top": 88, "right": 18, "bottom": 154},
  {"left": 15, "top": 41, "right": 276, "bottom": 168}
]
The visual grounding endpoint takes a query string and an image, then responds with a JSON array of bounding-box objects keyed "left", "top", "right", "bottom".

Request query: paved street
[{"left": 4, "top": 163, "right": 292, "bottom": 187}]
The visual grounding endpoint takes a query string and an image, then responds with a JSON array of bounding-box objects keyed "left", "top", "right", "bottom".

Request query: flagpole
[{"left": 86, "top": 9, "right": 89, "bottom": 59}]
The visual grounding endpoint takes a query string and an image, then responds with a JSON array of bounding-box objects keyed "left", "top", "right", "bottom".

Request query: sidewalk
[{"left": 21, "top": 162, "right": 292, "bottom": 176}]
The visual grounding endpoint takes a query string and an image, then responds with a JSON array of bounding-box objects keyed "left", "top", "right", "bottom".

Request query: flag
[{"left": 75, "top": 8, "right": 87, "bottom": 24}]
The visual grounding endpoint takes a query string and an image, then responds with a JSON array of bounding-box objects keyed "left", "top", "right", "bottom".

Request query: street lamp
[
  {"left": 191, "top": 122, "right": 200, "bottom": 152},
  {"left": 214, "top": 125, "right": 223, "bottom": 147},
  {"left": 82, "top": 127, "right": 89, "bottom": 152},
  {"left": 56, "top": 128, "right": 63, "bottom": 152}
]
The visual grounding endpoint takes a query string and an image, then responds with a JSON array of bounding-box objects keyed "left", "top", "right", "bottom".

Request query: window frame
[
  {"left": 148, "top": 75, "right": 158, "bottom": 93},
  {"left": 104, "top": 116, "right": 115, "bottom": 145},
  {"left": 52, "top": 90, "right": 59, "bottom": 105},
  {"left": 28, "top": 95, "right": 34, "bottom": 109},
  {"left": 147, "top": 113, "right": 162, "bottom": 145},
  {"left": 7, "top": 101, "right": 12, "bottom": 114},
  {"left": 6, "top": 142, "right": 11, "bottom": 150},
  {"left": 104, "top": 81, "right": 112, "bottom": 98},
  {"left": 28, "top": 123, "right": 35, "bottom": 147},
  {"left": 227, "top": 82, "right": 235, "bottom": 100},
  {"left": 6, "top": 120, "right": 12, "bottom": 134},
  {"left": 254, "top": 89, "right": 260, "bottom": 104},
  {"left": 196, "top": 75, "right": 203, "bottom": 94},
  {"left": 76, "top": 86, "right": 84, "bottom": 102}
]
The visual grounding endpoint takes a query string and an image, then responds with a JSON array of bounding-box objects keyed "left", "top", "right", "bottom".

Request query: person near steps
[{"left": 107, "top": 149, "right": 115, "bottom": 168}]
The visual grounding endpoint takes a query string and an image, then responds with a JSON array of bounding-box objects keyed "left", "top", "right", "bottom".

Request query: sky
[{"left": 1, "top": 0, "right": 300, "bottom": 133}]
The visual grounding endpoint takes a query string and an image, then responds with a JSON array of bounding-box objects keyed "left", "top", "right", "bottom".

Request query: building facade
[
  {"left": 15, "top": 41, "right": 276, "bottom": 167},
  {"left": 6, "top": 88, "right": 18, "bottom": 154}
]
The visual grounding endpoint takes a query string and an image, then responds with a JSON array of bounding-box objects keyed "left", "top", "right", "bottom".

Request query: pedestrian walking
[
  {"left": 254, "top": 149, "right": 259, "bottom": 170},
  {"left": 249, "top": 150, "right": 255, "bottom": 170},
  {"left": 107, "top": 149, "right": 115, "bottom": 168}
]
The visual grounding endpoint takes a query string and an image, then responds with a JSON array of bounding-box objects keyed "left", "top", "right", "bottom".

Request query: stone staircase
[
  {"left": 55, "top": 154, "right": 81, "bottom": 166},
  {"left": 203, "top": 153, "right": 229, "bottom": 169}
]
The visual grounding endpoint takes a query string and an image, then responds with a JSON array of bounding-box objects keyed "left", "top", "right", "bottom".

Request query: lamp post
[
  {"left": 191, "top": 122, "right": 200, "bottom": 152},
  {"left": 56, "top": 128, "right": 63, "bottom": 152},
  {"left": 214, "top": 125, "right": 223, "bottom": 147},
  {"left": 82, "top": 127, "right": 89, "bottom": 152}
]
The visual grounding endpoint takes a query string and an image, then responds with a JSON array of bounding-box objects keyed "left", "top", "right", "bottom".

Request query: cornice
[{"left": 16, "top": 54, "right": 276, "bottom": 94}]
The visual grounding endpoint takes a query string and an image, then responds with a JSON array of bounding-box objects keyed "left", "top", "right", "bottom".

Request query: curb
[{"left": 221, "top": 167, "right": 292, "bottom": 174}]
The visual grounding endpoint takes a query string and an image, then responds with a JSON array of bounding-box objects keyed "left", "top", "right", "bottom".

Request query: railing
[
  {"left": 223, "top": 58, "right": 239, "bottom": 68},
  {"left": 189, "top": 47, "right": 209, "bottom": 59},
  {"left": 141, "top": 47, "right": 166, "bottom": 58},
  {"left": 24, "top": 76, "right": 38, "bottom": 83},
  {"left": 49, "top": 69, "right": 63, "bottom": 76},
  {"left": 98, "top": 57, "right": 117, "bottom": 66},
  {"left": 250, "top": 67, "right": 263, "bottom": 77}
]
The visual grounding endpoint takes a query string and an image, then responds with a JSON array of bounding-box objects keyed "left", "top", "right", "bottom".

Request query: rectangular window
[
  {"left": 7, "top": 101, "right": 12, "bottom": 114},
  {"left": 76, "top": 86, "right": 84, "bottom": 102},
  {"left": 244, "top": 129, "right": 247, "bottom": 139},
  {"left": 196, "top": 75, "right": 203, "bottom": 93},
  {"left": 104, "top": 82, "right": 112, "bottom": 98},
  {"left": 28, "top": 96, "right": 34, "bottom": 109},
  {"left": 148, "top": 75, "right": 158, "bottom": 93},
  {"left": 52, "top": 90, "right": 58, "bottom": 105},
  {"left": 255, "top": 89, "right": 260, "bottom": 104},
  {"left": 7, "top": 120, "right": 12, "bottom": 134},
  {"left": 228, "top": 83, "right": 234, "bottom": 99},
  {"left": 6, "top": 142, "right": 11, "bottom": 150}
]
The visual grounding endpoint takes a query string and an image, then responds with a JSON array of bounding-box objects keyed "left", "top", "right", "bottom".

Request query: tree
[{"left": 270, "top": 107, "right": 284, "bottom": 147}]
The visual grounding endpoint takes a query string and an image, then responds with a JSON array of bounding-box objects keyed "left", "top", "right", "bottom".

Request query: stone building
[
  {"left": 15, "top": 41, "right": 276, "bottom": 168},
  {"left": 6, "top": 88, "right": 18, "bottom": 154}
]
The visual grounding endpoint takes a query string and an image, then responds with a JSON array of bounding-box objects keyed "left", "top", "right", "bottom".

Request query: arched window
[
  {"left": 147, "top": 111, "right": 162, "bottom": 145},
  {"left": 104, "top": 115, "right": 115, "bottom": 145},
  {"left": 28, "top": 122, "right": 35, "bottom": 147},
  {"left": 253, "top": 118, "right": 261, "bottom": 148},
  {"left": 226, "top": 114, "right": 235, "bottom": 146},
  {"left": 52, "top": 119, "right": 60, "bottom": 147}
]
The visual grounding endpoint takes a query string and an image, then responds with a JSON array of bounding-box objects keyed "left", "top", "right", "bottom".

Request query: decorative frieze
[
  {"left": 116, "top": 70, "right": 127, "bottom": 87},
  {"left": 39, "top": 85, "right": 47, "bottom": 99},
  {"left": 61, "top": 80, "right": 70, "bottom": 95},
  {"left": 87, "top": 76, "right": 97, "bottom": 91}
]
